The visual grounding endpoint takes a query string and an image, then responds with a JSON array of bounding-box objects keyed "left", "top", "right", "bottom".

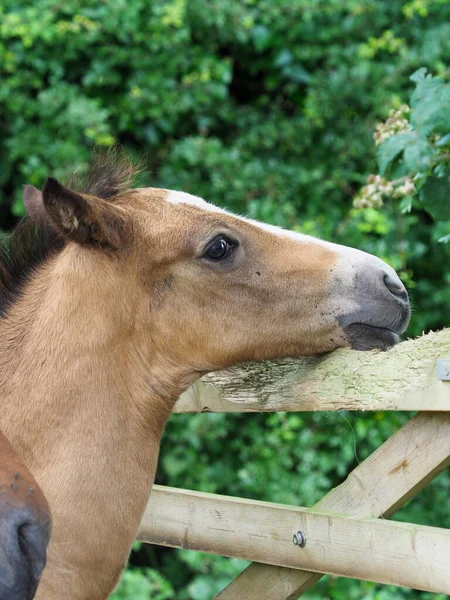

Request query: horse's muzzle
[
  {"left": 0, "top": 504, "right": 51, "bottom": 600},
  {"left": 338, "top": 267, "right": 411, "bottom": 350}
]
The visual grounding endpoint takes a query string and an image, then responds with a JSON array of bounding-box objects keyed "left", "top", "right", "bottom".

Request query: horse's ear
[
  {"left": 23, "top": 185, "right": 48, "bottom": 225},
  {"left": 42, "top": 178, "right": 124, "bottom": 250}
]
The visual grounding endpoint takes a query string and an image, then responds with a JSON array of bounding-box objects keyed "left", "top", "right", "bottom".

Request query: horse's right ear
[{"left": 42, "top": 178, "right": 124, "bottom": 250}]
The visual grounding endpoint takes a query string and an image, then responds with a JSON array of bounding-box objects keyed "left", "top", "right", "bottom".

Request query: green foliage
[
  {"left": 1, "top": 1, "right": 450, "bottom": 598},
  {"left": 421, "top": 171, "right": 450, "bottom": 221},
  {"left": 110, "top": 567, "right": 174, "bottom": 600},
  {"left": 373, "top": 69, "right": 450, "bottom": 230}
]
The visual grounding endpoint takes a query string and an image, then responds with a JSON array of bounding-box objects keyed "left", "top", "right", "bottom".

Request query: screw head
[{"left": 292, "top": 530, "right": 306, "bottom": 547}]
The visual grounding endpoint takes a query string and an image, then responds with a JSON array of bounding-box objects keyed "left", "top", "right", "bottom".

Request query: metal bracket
[{"left": 436, "top": 359, "right": 450, "bottom": 381}]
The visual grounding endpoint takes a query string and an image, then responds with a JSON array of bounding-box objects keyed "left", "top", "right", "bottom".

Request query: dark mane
[
  {"left": 0, "top": 147, "right": 141, "bottom": 318},
  {"left": 67, "top": 146, "right": 142, "bottom": 200},
  {"left": 0, "top": 221, "right": 64, "bottom": 317}
]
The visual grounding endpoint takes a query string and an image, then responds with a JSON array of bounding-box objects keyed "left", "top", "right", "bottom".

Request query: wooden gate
[{"left": 137, "top": 329, "right": 450, "bottom": 597}]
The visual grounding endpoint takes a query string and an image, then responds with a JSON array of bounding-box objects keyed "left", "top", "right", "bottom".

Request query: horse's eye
[{"left": 204, "top": 236, "right": 236, "bottom": 261}]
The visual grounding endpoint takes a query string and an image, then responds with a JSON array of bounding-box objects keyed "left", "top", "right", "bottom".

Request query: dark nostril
[
  {"left": 5, "top": 507, "right": 50, "bottom": 585},
  {"left": 383, "top": 273, "right": 408, "bottom": 301},
  {"left": 17, "top": 519, "right": 49, "bottom": 582}
]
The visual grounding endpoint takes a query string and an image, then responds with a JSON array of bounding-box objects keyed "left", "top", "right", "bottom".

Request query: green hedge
[{"left": 1, "top": 1, "right": 449, "bottom": 598}]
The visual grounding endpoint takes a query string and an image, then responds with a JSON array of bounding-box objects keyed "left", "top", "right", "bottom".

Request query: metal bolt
[{"left": 293, "top": 530, "right": 306, "bottom": 548}]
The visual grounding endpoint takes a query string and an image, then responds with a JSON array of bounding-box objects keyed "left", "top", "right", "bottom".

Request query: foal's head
[
  {"left": 22, "top": 152, "right": 410, "bottom": 374},
  {"left": 0, "top": 432, "right": 51, "bottom": 600}
]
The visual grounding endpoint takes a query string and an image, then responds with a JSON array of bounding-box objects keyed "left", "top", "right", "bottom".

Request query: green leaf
[
  {"left": 419, "top": 171, "right": 450, "bottom": 220},
  {"left": 274, "top": 49, "right": 293, "bottom": 68},
  {"left": 251, "top": 25, "right": 271, "bottom": 51},
  {"left": 403, "top": 136, "right": 433, "bottom": 171},
  {"left": 283, "top": 64, "right": 311, "bottom": 84},
  {"left": 188, "top": 577, "right": 214, "bottom": 600},
  {"left": 377, "top": 132, "right": 414, "bottom": 175},
  {"left": 410, "top": 67, "right": 428, "bottom": 83},
  {"left": 436, "top": 133, "right": 450, "bottom": 147},
  {"left": 377, "top": 132, "right": 432, "bottom": 175},
  {"left": 410, "top": 76, "right": 450, "bottom": 135},
  {"left": 399, "top": 195, "right": 413, "bottom": 213}
]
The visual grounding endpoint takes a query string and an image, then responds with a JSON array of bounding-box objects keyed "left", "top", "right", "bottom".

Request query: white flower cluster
[
  {"left": 392, "top": 177, "right": 416, "bottom": 198},
  {"left": 354, "top": 174, "right": 416, "bottom": 209},
  {"left": 374, "top": 105, "right": 410, "bottom": 146}
]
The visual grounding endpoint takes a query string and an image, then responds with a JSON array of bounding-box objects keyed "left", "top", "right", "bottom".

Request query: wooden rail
[
  {"left": 174, "top": 329, "right": 450, "bottom": 412},
  {"left": 140, "top": 486, "right": 450, "bottom": 594}
]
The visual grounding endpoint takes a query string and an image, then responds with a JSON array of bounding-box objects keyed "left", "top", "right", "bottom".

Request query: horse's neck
[
  {"left": 0, "top": 250, "right": 178, "bottom": 444},
  {"left": 0, "top": 253, "right": 172, "bottom": 479},
  {"left": 0, "top": 255, "right": 188, "bottom": 598}
]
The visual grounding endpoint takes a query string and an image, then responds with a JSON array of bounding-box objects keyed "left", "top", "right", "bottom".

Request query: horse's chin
[{"left": 343, "top": 323, "right": 400, "bottom": 351}]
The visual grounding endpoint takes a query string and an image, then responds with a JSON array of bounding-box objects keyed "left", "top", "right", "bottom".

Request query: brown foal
[{"left": 0, "top": 151, "right": 409, "bottom": 599}]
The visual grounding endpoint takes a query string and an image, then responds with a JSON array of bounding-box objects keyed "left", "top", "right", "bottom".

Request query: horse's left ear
[
  {"left": 23, "top": 185, "right": 47, "bottom": 225},
  {"left": 42, "top": 178, "right": 124, "bottom": 250}
]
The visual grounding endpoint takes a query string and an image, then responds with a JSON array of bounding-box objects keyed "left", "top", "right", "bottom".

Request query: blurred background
[{"left": 1, "top": 1, "right": 449, "bottom": 598}]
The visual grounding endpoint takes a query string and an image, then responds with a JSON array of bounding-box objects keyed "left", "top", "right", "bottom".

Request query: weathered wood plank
[
  {"left": 138, "top": 484, "right": 450, "bottom": 594},
  {"left": 174, "top": 330, "right": 450, "bottom": 412},
  {"left": 215, "top": 412, "right": 450, "bottom": 600}
]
